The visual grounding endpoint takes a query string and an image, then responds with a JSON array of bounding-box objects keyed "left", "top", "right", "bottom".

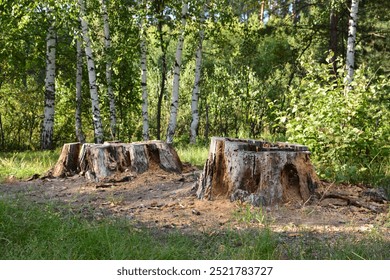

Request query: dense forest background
[{"left": 1, "top": 0, "right": 389, "bottom": 186}]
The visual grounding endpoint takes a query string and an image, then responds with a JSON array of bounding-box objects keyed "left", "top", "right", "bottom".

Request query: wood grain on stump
[{"left": 196, "top": 137, "right": 319, "bottom": 207}]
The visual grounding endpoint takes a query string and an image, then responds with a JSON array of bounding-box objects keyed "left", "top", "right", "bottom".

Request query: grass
[
  {"left": 176, "top": 144, "right": 209, "bottom": 168},
  {"left": 278, "top": 228, "right": 390, "bottom": 260},
  {"left": 0, "top": 198, "right": 278, "bottom": 260},
  {"left": 0, "top": 150, "right": 59, "bottom": 181},
  {"left": 0, "top": 197, "right": 388, "bottom": 260}
]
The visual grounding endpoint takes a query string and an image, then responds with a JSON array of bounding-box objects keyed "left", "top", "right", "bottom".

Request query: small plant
[{"left": 233, "top": 203, "right": 268, "bottom": 225}]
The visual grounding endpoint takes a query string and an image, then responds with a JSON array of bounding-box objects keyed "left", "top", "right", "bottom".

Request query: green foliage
[{"left": 283, "top": 56, "right": 390, "bottom": 185}]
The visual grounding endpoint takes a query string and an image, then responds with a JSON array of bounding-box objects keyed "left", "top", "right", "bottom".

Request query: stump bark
[
  {"left": 196, "top": 137, "right": 319, "bottom": 207},
  {"left": 52, "top": 142, "right": 82, "bottom": 177},
  {"left": 52, "top": 141, "right": 182, "bottom": 181}
]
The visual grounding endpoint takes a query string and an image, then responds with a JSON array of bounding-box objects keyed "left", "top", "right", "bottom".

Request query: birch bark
[
  {"left": 190, "top": 1, "right": 208, "bottom": 144},
  {"left": 79, "top": 0, "right": 104, "bottom": 143},
  {"left": 101, "top": 0, "right": 117, "bottom": 139},
  {"left": 139, "top": 1, "right": 149, "bottom": 141},
  {"left": 166, "top": 2, "right": 188, "bottom": 144},
  {"left": 345, "top": 0, "right": 359, "bottom": 91},
  {"left": 41, "top": 17, "right": 56, "bottom": 150}
]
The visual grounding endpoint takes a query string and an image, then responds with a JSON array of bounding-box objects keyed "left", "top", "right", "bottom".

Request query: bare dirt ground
[{"left": 0, "top": 163, "right": 389, "bottom": 243}]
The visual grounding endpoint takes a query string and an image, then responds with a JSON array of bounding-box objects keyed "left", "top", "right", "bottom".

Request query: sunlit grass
[
  {"left": 0, "top": 150, "right": 59, "bottom": 181},
  {"left": 176, "top": 144, "right": 209, "bottom": 168}
]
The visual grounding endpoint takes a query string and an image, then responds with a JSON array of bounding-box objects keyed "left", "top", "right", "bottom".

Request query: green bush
[{"left": 283, "top": 57, "right": 390, "bottom": 186}]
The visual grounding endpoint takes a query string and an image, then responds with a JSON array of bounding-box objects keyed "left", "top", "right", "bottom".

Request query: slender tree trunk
[
  {"left": 204, "top": 104, "right": 209, "bottom": 140},
  {"left": 0, "top": 113, "right": 4, "bottom": 149},
  {"left": 259, "top": 1, "right": 265, "bottom": 23},
  {"left": 79, "top": 0, "right": 104, "bottom": 143},
  {"left": 329, "top": 8, "right": 338, "bottom": 75},
  {"left": 156, "top": 19, "right": 167, "bottom": 141},
  {"left": 75, "top": 37, "right": 86, "bottom": 143},
  {"left": 139, "top": 2, "right": 149, "bottom": 141},
  {"left": 166, "top": 2, "right": 188, "bottom": 144},
  {"left": 345, "top": 0, "right": 359, "bottom": 91},
  {"left": 101, "top": 0, "right": 117, "bottom": 139},
  {"left": 190, "top": 1, "right": 208, "bottom": 144},
  {"left": 41, "top": 18, "right": 56, "bottom": 150},
  {"left": 292, "top": 0, "right": 301, "bottom": 24}
]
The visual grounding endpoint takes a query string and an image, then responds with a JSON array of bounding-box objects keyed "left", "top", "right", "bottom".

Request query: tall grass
[
  {"left": 0, "top": 150, "right": 59, "bottom": 181},
  {"left": 176, "top": 144, "right": 209, "bottom": 168}
]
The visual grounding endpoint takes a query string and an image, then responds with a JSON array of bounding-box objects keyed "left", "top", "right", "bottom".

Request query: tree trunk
[
  {"left": 196, "top": 137, "right": 319, "bottom": 207},
  {"left": 52, "top": 142, "right": 82, "bottom": 177},
  {"left": 292, "top": 0, "right": 301, "bottom": 24},
  {"left": 166, "top": 2, "right": 188, "bottom": 144},
  {"left": 101, "top": 0, "right": 117, "bottom": 140},
  {"left": 259, "top": 1, "right": 265, "bottom": 23},
  {"left": 156, "top": 19, "right": 167, "bottom": 141},
  {"left": 0, "top": 113, "right": 4, "bottom": 149},
  {"left": 139, "top": 2, "right": 149, "bottom": 141},
  {"left": 52, "top": 141, "right": 182, "bottom": 182},
  {"left": 75, "top": 37, "right": 86, "bottom": 143},
  {"left": 79, "top": 0, "right": 104, "bottom": 144},
  {"left": 190, "top": 1, "right": 208, "bottom": 145},
  {"left": 41, "top": 18, "right": 56, "bottom": 150},
  {"left": 329, "top": 9, "right": 339, "bottom": 75},
  {"left": 204, "top": 104, "right": 209, "bottom": 140},
  {"left": 345, "top": 0, "right": 359, "bottom": 91}
]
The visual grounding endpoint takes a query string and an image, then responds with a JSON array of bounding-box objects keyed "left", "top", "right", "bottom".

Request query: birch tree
[
  {"left": 41, "top": 14, "right": 56, "bottom": 150},
  {"left": 190, "top": 1, "right": 208, "bottom": 144},
  {"left": 166, "top": 1, "right": 188, "bottom": 144},
  {"left": 153, "top": 0, "right": 169, "bottom": 140},
  {"left": 139, "top": 0, "right": 149, "bottom": 141},
  {"left": 75, "top": 36, "right": 86, "bottom": 143},
  {"left": 78, "top": 0, "right": 104, "bottom": 143},
  {"left": 345, "top": 0, "right": 359, "bottom": 91},
  {"left": 101, "top": 0, "right": 117, "bottom": 139}
]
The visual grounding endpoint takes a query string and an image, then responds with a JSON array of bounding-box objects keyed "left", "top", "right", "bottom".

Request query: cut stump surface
[{"left": 196, "top": 137, "right": 319, "bottom": 207}]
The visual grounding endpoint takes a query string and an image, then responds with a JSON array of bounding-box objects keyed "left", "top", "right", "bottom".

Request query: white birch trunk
[
  {"left": 190, "top": 1, "right": 208, "bottom": 144},
  {"left": 139, "top": 1, "right": 149, "bottom": 141},
  {"left": 79, "top": 0, "right": 104, "bottom": 144},
  {"left": 41, "top": 18, "right": 56, "bottom": 150},
  {"left": 166, "top": 2, "right": 188, "bottom": 144},
  {"left": 75, "top": 37, "right": 86, "bottom": 143},
  {"left": 345, "top": 0, "right": 359, "bottom": 91},
  {"left": 101, "top": 0, "right": 117, "bottom": 139}
]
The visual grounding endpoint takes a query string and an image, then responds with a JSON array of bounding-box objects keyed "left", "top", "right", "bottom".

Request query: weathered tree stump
[
  {"left": 52, "top": 142, "right": 82, "bottom": 177},
  {"left": 52, "top": 141, "right": 182, "bottom": 181},
  {"left": 196, "top": 137, "right": 319, "bottom": 207}
]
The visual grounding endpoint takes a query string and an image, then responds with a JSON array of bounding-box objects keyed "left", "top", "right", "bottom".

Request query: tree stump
[
  {"left": 196, "top": 137, "right": 319, "bottom": 207},
  {"left": 52, "top": 141, "right": 182, "bottom": 181},
  {"left": 52, "top": 142, "right": 82, "bottom": 177}
]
